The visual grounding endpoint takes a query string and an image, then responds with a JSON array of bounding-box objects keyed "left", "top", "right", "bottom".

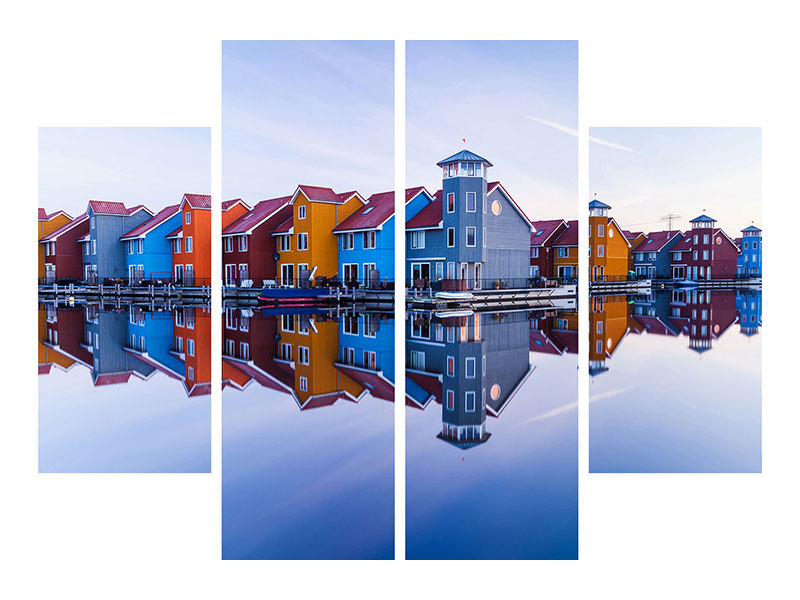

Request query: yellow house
[
  {"left": 589, "top": 295, "right": 631, "bottom": 375},
  {"left": 589, "top": 199, "right": 631, "bottom": 282},
  {"left": 38, "top": 305, "right": 75, "bottom": 374},
  {"left": 276, "top": 314, "right": 364, "bottom": 409},
  {"left": 38, "top": 208, "right": 72, "bottom": 279},
  {"left": 273, "top": 185, "right": 365, "bottom": 286}
]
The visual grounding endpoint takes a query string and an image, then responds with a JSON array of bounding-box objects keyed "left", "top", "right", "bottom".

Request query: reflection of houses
[
  {"left": 668, "top": 289, "right": 738, "bottom": 352},
  {"left": 123, "top": 307, "right": 186, "bottom": 384},
  {"left": 736, "top": 290, "right": 762, "bottom": 336},
  {"left": 38, "top": 305, "right": 76, "bottom": 374},
  {"left": 406, "top": 311, "right": 532, "bottom": 448},
  {"left": 631, "top": 231, "right": 684, "bottom": 279},
  {"left": 119, "top": 204, "right": 182, "bottom": 282},
  {"left": 529, "top": 219, "right": 568, "bottom": 279},
  {"left": 589, "top": 198, "right": 631, "bottom": 282},
  {"left": 39, "top": 213, "right": 89, "bottom": 282},
  {"left": 589, "top": 295, "right": 632, "bottom": 375},
  {"left": 173, "top": 306, "right": 212, "bottom": 396},
  {"left": 83, "top": 308, "right": 156, "bottom": 385},
  {"left": 529, "top": 310, "right": 578, "bottom": 355}
]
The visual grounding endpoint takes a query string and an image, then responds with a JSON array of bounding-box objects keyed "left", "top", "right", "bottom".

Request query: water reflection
[
  {"left": 38, "top": 302, "right": 211, "bottom": 473},
  {"left": 405, "top": 309, "right": 578, "bottom": 560},
  {"left": 589, "top": 288, "right": 762, "bottom": 473},
  {"left": 222, "top": 309, "right": 394, "bottom": 560}
]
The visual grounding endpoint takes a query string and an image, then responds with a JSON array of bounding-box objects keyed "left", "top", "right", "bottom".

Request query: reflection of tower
[
  {"left": 589, "top": 295, "right": 632, "bottom": 374},
  {"left": 685, "top": 289, "right": 738, "bottom": 352},
  {"left": 737, "top": 289, "right": 762, "bottom": 336}
]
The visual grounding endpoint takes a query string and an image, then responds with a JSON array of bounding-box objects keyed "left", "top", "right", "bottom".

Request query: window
[
  {"left": 409, "top": 350, "right": 425, "bottom": 370},
  {"left": 466, "top": 227, "right": 476, "bottom": 247},
  {"left": 299, "top": 376, "right": 308, "bottom": 391},
  {"left": 91, "top": 240, "right": 96, "bottom": 255},
  {"left": 174, "top": 238, "right": 181, "bottom": 253},
  {"left": 597, "top": 245, "right": 604, "bottom": 257},
  {"left": 279, "top": 235, "right": 290, "bottom": 251},
  {"left": 342, "top": 233, "right": 354, "bottom": 250},
  {"left": 446, "top": 390, "right": 454, "bottom": 411},
  {"left": 532, "top": 247, "right": 539, "bottom": 258},
  {"left": 297, "top": 233, "right": 308, "bottom": 250},
  {"left": 223, "top": 237, "right": 232, "bottom": 252},
  {"left": 185, "top": 212, "right": 191, "bottom": 225},
  {"left": 127, "top": 241, "right": 134, "bottom": 255},
  {"left": 467, "top": 163, "right": 474, "bottom": 176},
  {"left": 90, "top": 216, "right": 96, "bottom": 229},
  {"left": 753, "top": 241, "right": 758, "bottom": 249},
  {"left": 364, "top": 351, "right": 376, "bottom": 369},
  {"left": 187, "top": 366, "right": 194, "bottom": 381},
  {"left": 466, "top": 192, "right": 476, "bottom": 212},
  {"left": 175, "top": 336, "right": 183, "bottom": 353},
  {"left": 597, "top": 321, "right": 603, "bottom": 334},
  {"left": 410, "top": 230, "right": 425, "bottom": 249},
  {"left": 187, "top": 339, "right": 195, "bottom": 357},
  {"left": 136, "top": 239, "right": 143, "bottom": 254},
  {"left": 743, "top": 241, "right": 748, "bottom": 250},
  {"left": 447, "top": 356, "right": 455, "bottom": 377},
  {"left": 342, "top": 347, "right": 355, "bottom": 365},
  {"left": 238, "top": 236, "right": 248, "bottom": 251},
  {"left": 447, "top": 228, "right": 455, "bottom": 247},
  {"left": 649, "top": 252, "right": 656, "bottom": 260},
  {"left": 483, "top": 227, "right": 486, "bottom": 248},
  {"left": 693, "top": 234, "right": 698, "bottom": 244},
  {"left": 598, "top": 224, "right": 605, "bottom": 237},
  {"left": 279, "top": 343, "right": 292, "bottom": 361},
  {"left": 703, "top": 234, "right": 709, "bottom": 244},
  {"left": 281, "top": 313, "right": 294, "bottom": 332},
  {"left": 298, "top": 205, "right": 306, "bottom": 219},
  {"left": 465, "top": 391, "right": 476, "bottom": 412},
  {"left": 702, "top": 250, "right": 709, "bottom": 260},
  {"left": 363, "top": 231, "right": 376, "bottom": 249},
  {"left": 693, "top": 250, "right": 698, "bottom": 260},
  {"left": 674, "top": 251, "right": 681, "bottom": 261},
  {"left": 447, "top": 262, "right": 455, "bottom": 279},
  {"left": 435, "top": 262, "right": 444, "bottom": 281},
  {"left": 298, "top": 346, "right": 309, "bottom": 365},
  {"left": 175, "top": 309, "right": 185, "bottom": 327},
  {"left": 186, "top": 236, "right": 193, "bottom": 253},
  {"left": 84, "top": 242, "right": 90, "bottom": 256},
  {"left": 557, "top": 247, "right": 568, "bottom": 258},
  {"left": 596, "top": 340, "right": 602, "bottom": 354},
  {"left": 343, "top": 316, "right": 359, "bottom": 335},
  {"left": 465, "top": 357, "right": 476, "bottom": 379},
  {"left": 447, "top": 193, "right": 455, "bottom": 213}
]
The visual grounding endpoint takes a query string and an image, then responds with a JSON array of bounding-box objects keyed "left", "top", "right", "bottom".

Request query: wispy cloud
[{"left": 523, "top": 114, "right": 636, "bottom": 152}]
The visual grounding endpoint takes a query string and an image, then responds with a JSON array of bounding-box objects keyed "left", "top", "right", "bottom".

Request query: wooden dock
[
  {"left": 38, "top": 282, "right": 211, "bottom": 303},
  {"left": 407, "top": 284, "right": 577, "bottom": 311},
  {"left": 222, "top": 285, "right": 394, "bottom": 309}
]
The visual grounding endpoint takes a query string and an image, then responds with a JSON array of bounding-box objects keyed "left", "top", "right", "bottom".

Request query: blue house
[
  {"left": 406, "top": 150, "right": 532, "bottom": 289},
  {"left": 83, "top": 308, "right": 155, "bottom": 386},
  {"left": 631, "top": 230, "right": 684, "bottom": 279},
  {"left": 406, "top": 189, "right": 444, "bottom": 285},
  {"left": 737, "top": 225, "right": 762, "bottom": 277},
  {"left": 334, "top": 312, "right": 395, "bottom": 402},
  {"left": 81, "top": 201, "right": 153, "bottom": 282},
  {"left": 119, "top": 204, "right": 182, "bottom": 283}
]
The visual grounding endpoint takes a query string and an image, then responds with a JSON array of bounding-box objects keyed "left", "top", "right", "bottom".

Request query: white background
[{"left": 2, "top": 1, "right": 798, "bottom": 598}]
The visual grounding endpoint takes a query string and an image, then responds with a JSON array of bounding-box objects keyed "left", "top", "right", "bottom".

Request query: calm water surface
[
  {"left": 589, "top": 288, "right": 762, "bottom": 473},
  {"left": 222, "top": 310, "right": 394, "bottom": 559},
  {"left": 406, "top": 309, "right": 578, "bottom": 559},
  {"left": 38, "top": 302, "right": 211, "bottom": 473}
]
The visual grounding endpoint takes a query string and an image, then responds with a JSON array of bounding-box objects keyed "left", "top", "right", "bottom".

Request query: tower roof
[
  {"left": 588, "top": 199, "right": 611, "bottom": 209},
  {"left": 436, "top": 149, "right": 493, "bottom": 167},
  {"left": 690, "top": 214, "right": 716, "bottom": 223},
  {"left": 741, "top": 225, "right": 762, "bottom": 232}
]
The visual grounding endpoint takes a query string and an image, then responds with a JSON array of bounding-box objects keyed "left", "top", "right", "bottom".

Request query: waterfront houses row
[
  {"left": 588, "top": 198, "right": 762, "bottom": 282},
  {"left": 38, "top": 194, "right": 211, "bottom": 285}
]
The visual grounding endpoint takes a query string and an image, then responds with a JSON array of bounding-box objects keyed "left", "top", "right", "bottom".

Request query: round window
[
  {"left": 607, "top": 337, "right": 612, "bottom": 350},
  {"left": 491, "top": 200, "right": 502, "bottom": 215},
  {"left": 716, "top": 236, "right": 722, "bottom": 244},
  {"left": 608, "top": 228, "right": 614, "bottom": 238},
  {"left": 490, "top": 384, "right": 501, "bottom": 400}
]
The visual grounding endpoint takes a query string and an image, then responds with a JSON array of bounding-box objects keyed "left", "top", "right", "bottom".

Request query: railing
[
  {"left": 222, "top": 274, "right": 395, "bottom": 290},
  {"left": 38, "top": 275, "right": 213, "bottom": 287},
  {"left": 406, "top": 276, "right": 577, "bottom": 291}
]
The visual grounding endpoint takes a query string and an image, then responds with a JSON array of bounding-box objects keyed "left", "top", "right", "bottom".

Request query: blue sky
[
  {"left": 39, "top": 128, "right": 210, "bottom": 218},
  {"left": 589, "top": 127, "right": 761, "bottom": 236},
  {"left": 406, "top": 41, "right": 578, "bottom": 220},
  {"left": 222, "top": 41, "right": 394, "bottom": 201}
]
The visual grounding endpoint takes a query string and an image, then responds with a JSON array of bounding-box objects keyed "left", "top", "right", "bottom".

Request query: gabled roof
[
  {"left": 40, "top": 213, "right": 89, "bottom": 242},
  {"left": 405, "top": 186, "right": 430, "bottom": 203},
  {"left": 120, "top": 204, "right": 180, "bottom": 240},
  {"left": 292, "top": 185, "right": 365, "bottom": 205},
  {"left": 633, "top": 230, "right": 682, "bottom": 253},
  {"left": 39, "top": 208, "right": 71, "bottom": 221},
  {"left": 486, "top": 181, "right": 532, "bottom": 229},
  {"left": 88, "top": 200, "right": 130, "bottom": 215},
  {"left": 77, "top": 233, "right": 90, "bottom": 243},
  {"left": 623, "top": 230, "right": 645, "bottom": 239},
  {"left": 222, "top": 196, "right": 292, "bottom": 236},
  {"left": 436, "top": 149, "right": 493, "bottom": 167},
  {"left": 673, "top": 231, "right": 693, "bottom": 250},
  {"left": 690, "top": 214, "right": 716, "bottom": 223},
  {"left": 333, "top": 190, "right": 396, "bottom": 233},
  {"left": 271, "top": 216, "right": 293, "bottom": 235},
  {"left": 181, "top": 193, "right": 212, "bottom": 209},
  {"left": 222, "top": 198, "right": 250, "bottom": 211},
  {"left": 552, "top": 220, "right": 578, "bottom": 246},
  {"left": 734, "top": 237, "right": 743, "bottom": 249},
  {"left": 530, "top": 219, "right": 567, "bottom": 246},
  {"left": 589, "top": 199, "right": 611, "bottom": 209},
  {"left": 38, "top": 208, "right": 48, "bottom": 220},
  {"left": 741, "top": 225, "right": 762, "bottom": 233},
  {"left": 165, "top": 226, "right": 183, "bottom": 239},
  {"left": 126, "top": 204, "right": 151, "bottom": 215},
  {"left": 406, "top": 190, "right": 442, "bottom": 230}
]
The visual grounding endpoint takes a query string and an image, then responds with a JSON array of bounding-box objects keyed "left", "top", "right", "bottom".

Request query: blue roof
[
  {"left": 690, "top": 214, "right": 716, "bottom": 222},
  {"left": 436, "top": 149, "right": 493, "bottom": 167},
  {"left": 741, "top": 225, "right": 762, "bottom": 232},
  {"left": 588, "top": 199, "right": 611, "bottom": 209}
]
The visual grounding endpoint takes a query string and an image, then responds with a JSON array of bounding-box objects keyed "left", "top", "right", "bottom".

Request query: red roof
[
  {"left": 623, "top": 230, "right": 644, "bottom": 239},
  {"left": 88, "top": 200, "right": 129, "bottom": 215},
  {"left": 406, "top": 190, "right": 442, "bottom": 229},
  {"left": 271, "top": 216, "right": 293, "bottom": 234},
  {"left": 335, "top": 365, "right": 394, "bottom": 402},
  {"left": 406, "top": 370, "right": 442, "bottom": 407},
  {"left": 182, "top": 193, "right": 212, "bottom": 209},
  {"left": 295, "top": 185, "right": 353, "bottom": 204},
  {"left": 120, "top": 204, "right": 180, "bottom": 239},
  {"left": 530, "top": 219, "right": 566, "bottom": 246},
  {"left": 126, "top": 204, "right": 151, "bottom": 215},
  {"left": 165, "top": 226, "right": 183, "bottom": 239},
  {"left": 333, "top": 190, "right": 395, "bottom": 232},
  {"left": 223, "top": 196, "right": 292, "bottom": 235},
  {"left": 633, "top": 230, "right": 682, "bottom": 253},
  {"left": 38, "top": 208, "right": 48, "bottom": 220},
  {"left": 94, "top": 372, "right": 132, "bottom": 386},
  {"left": 222, "top": 198, "right": 250, "bottom": 211},
  {"left": 40, "top": 213, "right": 89, "bottom": 242},
  {"left": 39, "top": 364, "right": 52, "bottom": 375},
  {"left": 552, "top": 220, "right": 578, "bottom": 246},
  {"left": 39, "top": 208, "right": 71, "bottom": 221},
  {"left": 405, "top": 186, "right": 429, "bottom": 202}
]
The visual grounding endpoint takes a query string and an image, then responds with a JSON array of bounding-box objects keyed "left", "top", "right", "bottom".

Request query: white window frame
[
  {"left": 297, "top": 232, "right": 308, "bottom": 251},
  {"left": 298, "top": 205, "right": 306, "bottom": 219},
  {"left": 465, "top": 226, "right": 476, "bottom": 247},
  {"left": 465, "top": 357, "right": 476, "bottom": 379},
  {"left": 447, "top": 227, "right": 455, "bottom": 248},
  {"left": 466, "top": 192, "right": 476, "bottom": 212}
]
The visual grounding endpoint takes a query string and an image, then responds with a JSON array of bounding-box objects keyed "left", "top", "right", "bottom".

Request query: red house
[
  {"left": 529, "top": 219, "right": 567, "bottom": 279},
  {"left": 38, "top": 214, "right": 90, "bottom": 281},
  {"left": 670, "top": 214, "right": 738, "bottom": 280},
  {"left": 222, "top": 195, "right": 293, "bottom": 286}
]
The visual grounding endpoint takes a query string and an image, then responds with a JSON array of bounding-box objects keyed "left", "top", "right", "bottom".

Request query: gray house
[
  {"left": 632, "top": 230, "right": 684, "bottom": 279},
  {"left": 81, "top": 201, "right": 153, "bottom": 281}
]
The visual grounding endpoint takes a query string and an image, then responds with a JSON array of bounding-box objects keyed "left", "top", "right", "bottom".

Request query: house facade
[
  {"left": 670, "top": 214, "right": 738, "bottom": 280},
  {"left": 737, "top": 225, "right": 762, "bottom": 277},
  {"left": 222, "top": 196, "right": 292, "bottom": 287},
  {"left": 551, "top": 220, "right": 578, "bottom": 280},
  {"left": 39, "top": 213, "right": 89, "bottom": 282},
  {"left": 631, "top": 230, "right": 684, "bottom": 279},
  {"left": 406, "top": 189, "right": 443, "bottom": 285},
  {"left": 38, "top": 209, "right": 72, "bottom": 279},
  {"left": 168, "top": 194, "right": 212, "bottom": 285},
  {"left": 81, "top": 201, "right": 153, "bottom": 282},
  {"left": 530, "top": 219, "right": 568, "bottom": 279},
  {"left": 589, "top": 199, "right": 631, "bottom": 282},
  {"left": 273, "top": 185, "right": 365, "bottom": 287},
  {"left": 119, "top": 204, "right": 182, "bottom": 283}
]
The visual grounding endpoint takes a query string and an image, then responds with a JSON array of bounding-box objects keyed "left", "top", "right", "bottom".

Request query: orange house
[
  {"left": 589, "top": 295, "right": 632, "bottom": 375},
  {"left": 589, "top": 199, "right": 631, "bottom": 282},
  {"left": 222, "top": 198, "right": 250, "bottom": 228},
  {"left": 273, "top": 185, "right": 365, "bottom": 286},
  {"left": 38, "top": 305, "right": 75, "bottom": 374},
  {"left": 168, "top": 193, "right": 211, "bottom": 285},
  {"left": 174, "top": 305, "right": 211, "bottom": 396},
  {"left": 38, "top": 208, "right": 72, "bottom": 279},
  {"left": 276, "top": 314, "right": 364, "bottom": 409}
]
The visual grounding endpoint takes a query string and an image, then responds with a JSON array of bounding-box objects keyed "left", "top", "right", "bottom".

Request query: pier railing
[
  {"left": 222, "top": 275, "right": 395, "bottom": 290},
  {"left": 406, "top": 276, "right": 578, "bottom": 291}
]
